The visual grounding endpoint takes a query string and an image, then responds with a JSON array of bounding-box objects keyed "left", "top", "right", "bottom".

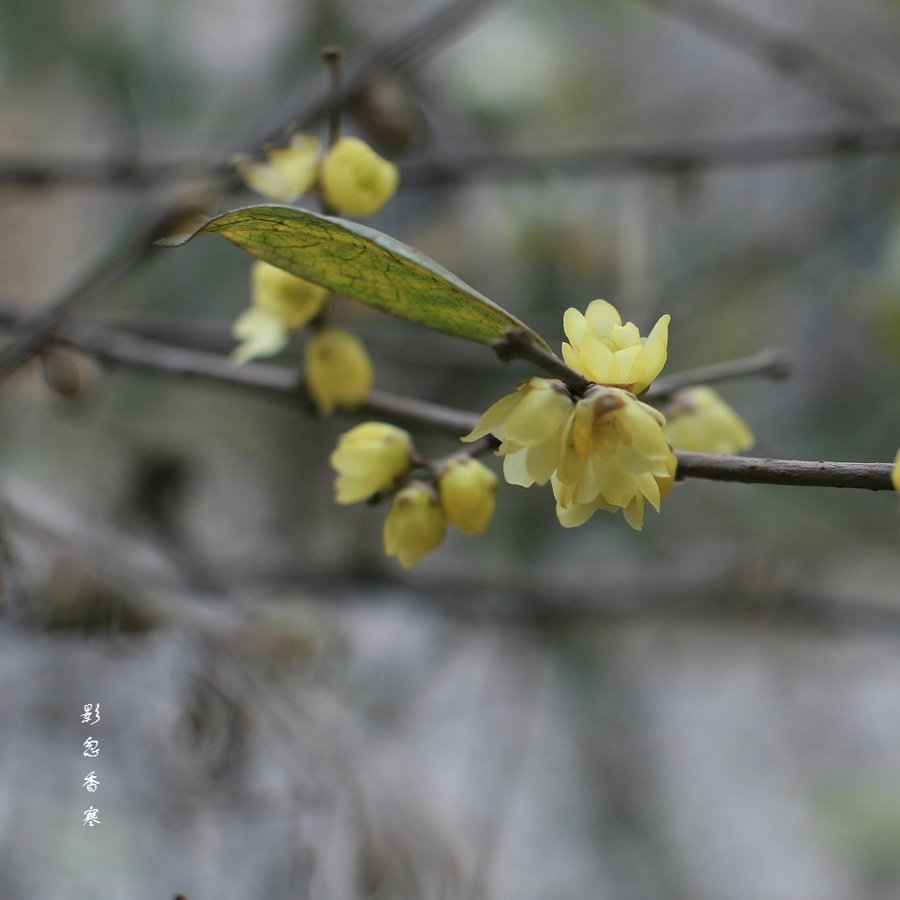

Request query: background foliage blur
[{"left": 2, "top": 0, "right": 900, "bottom": 897}]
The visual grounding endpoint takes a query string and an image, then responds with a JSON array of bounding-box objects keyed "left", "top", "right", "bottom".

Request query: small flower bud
[
  {"left": 330, "top": 422, "right": 414, "bottom": 504},
  {"left": 232, "top": 262, "right": 331, "bottom": 364},
  {"left": 252, "top": 261, "right": 330, "bottom": 330},
  {"left": 320, "top": 137, "right": 399, "bottom": 217},
  {"left": 383, "top": 481, "right": 446, "bottom": 569},
  {"left": 664, "top": 387, "right": 754, "bottom": 455},
  {"left": 438, "top": 457, "right": 497, "bottom": 535},
  {"left": 40, "top": 347, "right": 94, "bottom": 400},
  {"left": 233, "top": 133, "right": 321, "bottom": 203},
  {"left": 304, "top": 328, "right": 373, "bottom": 415},
  {"left": 231, "top": 307, "right": 290, "bottom": 364}
]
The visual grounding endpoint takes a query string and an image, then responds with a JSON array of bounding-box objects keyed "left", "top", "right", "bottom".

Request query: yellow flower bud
[
  {"left": 304, "top": 328, "right": 374, "bottom": 415},
  {"left": 330, "top": 422, "right": 413, "bottom": 504},
  {"left": 892, "top": 448, "right": 900, "bottom": 492},
  {"left": 231, "top": 307, "right": 290, "bottom": 364},
  {"left": 561, "top": 299, "right": 669, "bottom": 395},
  {"left": 663, "top": 387, "right": 754, "bottom": 455},
  {"left": 320, "top": 137, "right": 399, "bottom": 217},
  {"left": 383, "top": 482, "right": 446, "bottom": 569},
  {"left": 233, "top": 133, "right": 321, "bottom": 203},
  {"left": 252, "top": 261, "right": 330, "bottom": 330},
  {"left": 438, "top": 457, "right": 498, "bottom": 535},
  {"left": 231, "top": 262, "right": 331, "bottom": 363}
]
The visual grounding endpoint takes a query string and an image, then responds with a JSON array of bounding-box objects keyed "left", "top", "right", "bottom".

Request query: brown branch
[
  {"left": 0, "top": 157, "right": 211, "bottom": 188},
  {"left": 401, "top": 125, "right": 900, "bottom": 186},
  {"left": 491, "top": 329, "right": 591, "bottom": 393},
  {"left": 634, "top": 0, "right": 900, "bottom": 124},
  {"left": 645, "top": 348, "right": 793, "bottom": 400},
  {"left": 9, "top": 124, "right": 900, "bottom": 191},
  {"left": 675, "top": 452, "right": 894, "bottom": 491}
]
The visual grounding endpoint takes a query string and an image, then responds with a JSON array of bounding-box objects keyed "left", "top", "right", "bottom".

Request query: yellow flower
[
  {"left": 664, "top": 387, "right": 754, "bottom": 454},
  {"left": 438, "top": 457, "right": 498, "bottom": 535},
  {"left": 320, "top": 137, "right": 399, "bottom": 217},
  {"left": 330, "top": 422, "right": 413, "bottom": 504},
  {"left": 893, "top": 448, "right": 900, "bottom": 492},
  {"left": 231, "top": 307, "right": 291, "bottom": 364},
  {"left": 304, "top": 328, "right": 373, "bottom": 415},
  {"left": 461, "top": 377, "right": 575, "bottom": 487},
  {"left": 383, "top": 482, "right": 446, "bottom": 569},
  {"left": 561, "top": 299, "right": 669, "bottom": 395},
  {"left": 252, "top": 261, "right": 330, "bottom": 329},
  {"left": 233, "top": 133, "right": 321, "bottom": 203},
  {"left": 232, "top": 261, "right": 331, "bottom": 364},
  {"left": 553, "top": 385, "right": 676, "bottom": 530}
]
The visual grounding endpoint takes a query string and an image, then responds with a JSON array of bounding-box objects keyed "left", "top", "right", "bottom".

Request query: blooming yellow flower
[
  {"left": 438, "top": 457, "right": 498, "bottom": 535},
  {"left": 663, "top": 386, "right": 754, "bottom": 455},
  {"left": 233, "top": 133, "right": 321, "bottom": 203},
  {"left": 461, "top": 377, "right": 575, "bottom": 487},
  {"left": 893, "top": 448, "right": 900, "bottom": 492},
  {"left": 232, "top": 261, "right": 331, "bottom": 364},
  {"left": 320, "top": 137, "right": 399, "bottom": 217},
  {"left": 304, "top": 328, "right": 373, "bottom": 415},
  {"left": 383, "top": 482, "right": 446, "bottom": 569},
  {"left": 561, "top": 299, "right": 669, "bottom": 395},
  {"left": 552, "top": 385, "right": 676, "bottom": 530},
  {"left": 330, "top": 422, "right": 414, "bottom": 504}
]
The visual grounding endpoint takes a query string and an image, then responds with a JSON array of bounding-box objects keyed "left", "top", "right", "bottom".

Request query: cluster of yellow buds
[
  {"left": 232, "top": 261, "right": 330, "bottom": 364},
  {"left": 330, "top": 423, "right": 497, "bottom": 568},
  {"left": 234, "top": 133, "right": 399, "bottom": 217},
  {"left": 464, "top": 299, "right": 677, "bottom": 529},
  {"left": 232, "top": 261, "right": 373, "bottom": 415}
]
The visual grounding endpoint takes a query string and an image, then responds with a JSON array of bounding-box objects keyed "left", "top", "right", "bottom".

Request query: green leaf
[{"left": 160, "top": 205, "right": 550, "bottom": 350}]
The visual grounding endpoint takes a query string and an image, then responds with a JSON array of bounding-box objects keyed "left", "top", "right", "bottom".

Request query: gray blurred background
[{"left": 2, "top": 0, "right": 900, "bottom": 897}]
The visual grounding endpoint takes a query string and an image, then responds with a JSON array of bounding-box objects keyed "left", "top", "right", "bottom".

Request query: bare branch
[
  {"left": 645, "top": 348, "right": 793, "bottom": 400},
  {"left": 401, "top": 125, "right": 900, "bottom": 186},
  {"left": 9, "top": 124, "right": 900, "bottom": 191},
  {"left": 675, "top": 452, "right": 894, "bottom": 491},
  {"left": 634, "top": 0, "right": 900, "bottom": 124}
]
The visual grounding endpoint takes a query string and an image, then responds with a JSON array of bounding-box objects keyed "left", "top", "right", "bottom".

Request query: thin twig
[
  {"left": 492, "top": 329, "right": 591, "bottom": 393},
  {"left": 402, "top": 125, "right": 900, "bottom": 185},
  {"left": 645, "top": 348, "right": 792, "bottom": 400},
  {"left": 9, "top": 123, "right": 900, "bottom": 191},
  {"left": 634, "top": 0, "right": 900, "bottom": 124}
]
